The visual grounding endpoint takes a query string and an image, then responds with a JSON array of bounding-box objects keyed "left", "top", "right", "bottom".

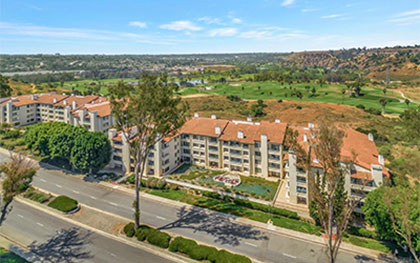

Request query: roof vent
[
  {"left": 31, "top": 95, "right": 38, "bottom": 100},
  {"left": 247, "top": 116, "right": 252, "bottom": 122},
  {"left": 53, "top": 98, "right": 57, "bottom": 103},
  {"left": 313, "top": 158, "right": 320, "bottom": 164},
  {"left": 368, "top": 133, "right": 374, "bottom": 142},
  {"left": 237, "top": 130, "right": 244, "bottom": 139},
  {"left": 303, "top": 133, "right": 308, "bottom": 142},
  {"left": 378, "top": 155, "right": 384, "bottom": 165},
  {"left": 72, "top": 101, "right": 77, "bottom": 109},
  {"left": 211, "top": 114, "right": 217, "bottom": 120},
  {"left": 215, "top": 126, "right": 221, "bottom": 135},
  {"left": 275, "top": 119, "right": 281, "bottom": 123},
  {"left": 194, "top": 113, "right": 199, "bottom": 118},
  {"left": 308, "top": 122, "right": 314, "bottom": 128},
  {"left": 63, "top": 100, "right": 68, "bottom": 106}
]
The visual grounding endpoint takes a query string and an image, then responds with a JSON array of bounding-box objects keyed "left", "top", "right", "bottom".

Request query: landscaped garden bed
[
  {"left": 23, "top": 187, "right": 52, "bottom": 203},
  {"left": 122, "top": 222, "right": 251, "bottom": 263},
  {"left": 0, "top": 247, "right": 28, "bottom": 263},
  {"left": 169, "top": 164, "right": 279, "bottom": 201},
  {"left": 47, "top": 195, "right": 79, "bottom": 213}
]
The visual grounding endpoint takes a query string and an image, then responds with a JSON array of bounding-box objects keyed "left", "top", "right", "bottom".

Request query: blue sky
[{"left": 0, "top": 0, "right": 419, "bottom": 54}]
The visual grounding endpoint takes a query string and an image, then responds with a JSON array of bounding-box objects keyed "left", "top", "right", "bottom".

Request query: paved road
[
  {"left": 0, "top": 152, "right": 382, "bottom": 263},
  {"left": 0, "top": 201, "right": 173, "bottom": 263}
]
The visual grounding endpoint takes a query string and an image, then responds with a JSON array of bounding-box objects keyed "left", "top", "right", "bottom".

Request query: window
[
  {"left": 243, "top": 151, "right": 249, "bottom": 155},
  {"left": 256, "top": 168, "right": 262, "bottom": 173},
  {"left": 297, "top": 186, "right": 307, "bottom": 193},
  {"left": 255, "top": 151, "right": 261, "bottom": 157},
  {"left": 297, "top": 176, "right": 306, "bottom": 183}
]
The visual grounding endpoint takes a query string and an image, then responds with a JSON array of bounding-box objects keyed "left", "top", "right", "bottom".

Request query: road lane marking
[
  {"left": 109, "top": 202, "right": 118, "bottom": 207},
  {"left": 283, "top": 253, "right": 297, "bottom": 259},
  {"left": 156, "top": 216, "right": 166, "bottom": 221},
  {"left": 17, "top": 214, "right": 24, "bottom": 218},
  {"left": 55, "top": 184, "right": 62, "bottom": 188},
  {"left": 89, "top": 196, "right": 97, "bottom": 200},
  {"left": 72, "top": 190, "right": 80, "bottom": 194},
  {"left": 244, "top": 242, "right": 258, "bottom": 248},
  {"left": 40, "top": 179, "right": 46, "bottom": 183},
  {"left": 36, "top": 222, "right": 44, "bottom": 227}
]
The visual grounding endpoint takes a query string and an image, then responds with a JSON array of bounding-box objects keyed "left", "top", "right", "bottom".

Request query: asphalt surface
[
  {"left": 0, "top": 152, "right": 383, "bottom": 263},
  {"left": 0, "top": 201, "right": 173, "bottom": 263}
]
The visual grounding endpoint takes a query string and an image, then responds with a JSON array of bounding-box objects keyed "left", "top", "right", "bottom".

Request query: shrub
[
  {"left": 146, "top": 229, "right": 171, "bottom": 248},
  {"left": 296, "top": 106, "right": 302, "bottom": 110},
  {"left": 212, "top": 250, "right": 252, "bottom": 263},
  {"left": 24, "top": 187, "right": 51, "bottom": 203},
  {"left": 277, "top": 99, "right": 283, "bottom": 103},
  {"left": 136, "top": 225, "right": 152, "bottom": 241},
  {"left": 146, "top": 177, "right": 166, "bottom": 189},
  {"left": 347, "top": 226, "right": 378, "bottom": 240},
  {"left": 169, "top": 236, "right": 197, "bottom": 254},
  {"left": 48, "top": 195, "right": 78, "bottom": 213},
  {"left": 189, "top": 245, "right": 218, "bottom": 261},
  {"left": 365, "top": 108, "right": 381, "bottom": 115},
  {"left": 356, "top": 104, "right": 365, "bottom": 110},
  {"left": 202, "top": 191, "right": 220, "bottom": 199},
  {"left": 124, "top": 222, "right": 135, "bottom": 237}
]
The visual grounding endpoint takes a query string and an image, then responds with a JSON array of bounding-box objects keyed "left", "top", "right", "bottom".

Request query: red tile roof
[{"left": 180, "top": 117, "right": 229, "bottom": 138}]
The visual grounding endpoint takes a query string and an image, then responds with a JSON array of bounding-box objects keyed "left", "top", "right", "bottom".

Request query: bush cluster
[
  {"left": 145, "top": 177, "right": 166, "bottom": 189},
  {"left": 169, "top": 236, "right": 251, "bottom": 263},
  {"left": 124, "top": 224, "right": 251, "bottom": 262},
  {"left": 346, "top": 226, "right": 378, "bottom": 240},
  {"left": 233, "top": 198, "right": 299, "bottom": 220},
  {"left": 23, "top": 187, "right": 51, "bottom": 203},
  {"left": 48, "top": 195, "right": 78, "bottom": 213}
]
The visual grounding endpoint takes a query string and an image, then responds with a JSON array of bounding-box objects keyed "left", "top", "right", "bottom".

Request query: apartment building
[
  {"left": 0, "top": 93, "right": 113, "bottom": 133},
  {"left": 108, "top": 115, "right": 388, "bottom": 213},
  {"left": 108, "top": 114, "right": 288, "bottom": 181},
  {"left": 282, "top": 124, "right": 389, "bottom": 212}
]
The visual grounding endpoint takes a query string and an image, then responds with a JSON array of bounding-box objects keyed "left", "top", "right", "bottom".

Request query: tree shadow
[
  {"left": 0, "top": 202, "right": 12, "bottom": 227},
  {"left": 28, "top": 227, "right": 93, "bottom": 263},
  {"left": 158, "top": 206, "right": 268, "bottom": 246}
]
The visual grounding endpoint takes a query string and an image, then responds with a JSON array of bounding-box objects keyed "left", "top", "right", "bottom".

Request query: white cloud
[
  {"left": 231, "top": 17, "right": 242, "bottom": 24},
  {"left": 321, "top": 14, "right": 343, "bottom": 19},
  {"left": 197, "top": 17, "right": 222, "bottom": 25},
  {"left": 159, "top": 21, "right": 202, "bottom": 31},
  {"left": 390, "top": 9, "right": 420, "bottom": 25},
  {"left": 394, "top": 9, "right": 420, "bottom": 17},
  {"left": 301, "top": 8, "right": 317, "bottom": 13},
  {"left": 281, "top": 0, "right": 295, "bottom": 7},
  {"left": 0, "top": 22, "right": 176, "bottom": 45},
  {"left": 129, "top": 21, "right": 147, "bottom": 28},
  {"left": 208, "top": 27, "right": 238, "bottom": 37}
]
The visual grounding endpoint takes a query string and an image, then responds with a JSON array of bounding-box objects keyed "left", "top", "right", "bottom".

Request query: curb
[{"left": 0, "top": 232, "right": 43, "bottom": 263}]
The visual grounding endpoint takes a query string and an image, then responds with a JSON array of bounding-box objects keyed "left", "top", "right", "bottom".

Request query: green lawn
[
  {"left": 179, "top": 81, "right": 415, "bottom": 114},
  {"left": 0, "top": 247, "right": 28, "bottom": 263}
]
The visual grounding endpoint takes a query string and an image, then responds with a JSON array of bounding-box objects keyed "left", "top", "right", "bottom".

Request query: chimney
[
  {"left": 211, "top": 114, "right": 217, "bottom": 120},
  {"left": 368, "top": 133, "right": 374, "bottom": 142},
  {"left": 53, "top": 98, "right": 57, "bottom": 103},
  {"left": 303, "top": 133, "right": 308, "bottom": 142},
  {"left": 63, "top": 100, "right": 68, "bottom": 106},
  {"left": 275, "top": 119, "right": 281, "bottom": 123},
  {"left": 247, "top": 116, "right": 252, "bottom": 122},
  {"left": 378, "top": 155, "right": 384, "bottom": 165},
  {"left": 308, "top": 122, "right": 314, "bottom": 128},
  {"left": 215, "top": 126, "right": 221, "bottom": 135},
  {"left": 72, "top": 101, "right": 77, "bottom": 109},
  {"left": 194, "top": 113, "right": 199, "bottom": 118},
  {"left": 31, "top": 95, "right": 38, "bottom": 100},
  {"left": 108, "top": 128, "right": 117, "bottom": 139},
  {"left": 237, "top": 130, "right": 244, "bottom": 139}
]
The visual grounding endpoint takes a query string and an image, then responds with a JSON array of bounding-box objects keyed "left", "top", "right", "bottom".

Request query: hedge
[
  {"left": 146, "top": 229, "right": 171, "bottom": 248},
  {"left": 124, "top": 224, "right": 252, "bottom": 263},
  {"left": 346, "top": 226, "right": 378, "bottom": 240},
  {"left": 123, "top": 222, "right": 135, "bottom": 238},
  {"left": 48, "top": 196, "right": 78, "bottom": 213},
  {"left": 233, "top": 198, "right": 299, "bottom": 220},
  {"left": 169, "top": 236, "right": 198, "bottom": 254}
]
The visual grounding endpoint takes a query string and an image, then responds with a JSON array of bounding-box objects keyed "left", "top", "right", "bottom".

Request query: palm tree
[
  {"left": 405, "top": 98, "right": 410, "bottom": 108},
  {"left": 379, "top": 98, "right": 388, "bottom": 114}
]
